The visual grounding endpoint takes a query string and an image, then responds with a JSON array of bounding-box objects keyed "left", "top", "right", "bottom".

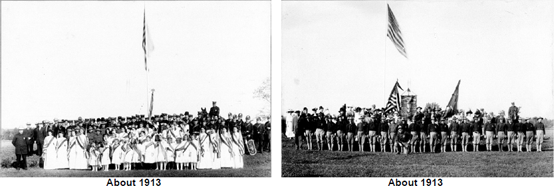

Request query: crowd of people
[
  {"left": 11, "top": 101, "right": 271, "bottom": 171},
  {"left": 283, "top": 102, "right": 547, "bottom": 154}
]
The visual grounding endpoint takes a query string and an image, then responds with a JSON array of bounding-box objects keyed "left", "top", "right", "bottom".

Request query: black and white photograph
[
  {"left": 1, "top": 1, "right": 270, "bottom": 177},
  {"left": 281, "top": 1, "right": 553, "bottom": 177}
]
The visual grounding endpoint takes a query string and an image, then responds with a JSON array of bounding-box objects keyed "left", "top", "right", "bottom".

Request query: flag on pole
[
  {"left": 387, "top": 4, "right": 407, "bottom": 58},
  {"left": 445, "top": 80, "right": 461, "bottom": 118},
  {"left": 148, "top": 89, "right": 155, "bottom": 118},
  {"left": 384, "top": 81, "right": 404, "bottom": 115},
  {"left": 142, "top": 9, "right": 154, "bottom": 71}
]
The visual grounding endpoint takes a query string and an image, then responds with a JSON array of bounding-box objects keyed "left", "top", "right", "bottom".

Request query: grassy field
[
  {"left": 0, "top": 140, "right": 270, "bottom": 177},
  {"left": 282, "top": 129, "right": 553, "bottom": 177}
]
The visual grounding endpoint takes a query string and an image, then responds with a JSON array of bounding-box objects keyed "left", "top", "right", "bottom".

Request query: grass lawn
[
  {"left": 282, "top": 129, "right": 553, "bottom": 177},
  {"left": 0, "top": 140, "right": 270, "bottom": 177}
]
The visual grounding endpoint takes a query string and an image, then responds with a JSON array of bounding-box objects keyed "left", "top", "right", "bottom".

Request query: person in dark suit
[
  {"left": 264, "top": 117, "right": 271, "bottom": 152},
  {"left": 254, "top": 118, "right": 266, "bottom": 154},
  {"left": 23, "top": 123, "right": 35, "bottom": 156},
  {"left": 34, "top": 122, "right": 48, "bottom": 157},
  {"left": 209, "top": 101, "right": 220, "bottom": 117},
  {"left": 12, "top": 127, "right": 28, "bottom": 170},
  {"left": 508, "top": 102, "right": 519, "bottom": 123}
]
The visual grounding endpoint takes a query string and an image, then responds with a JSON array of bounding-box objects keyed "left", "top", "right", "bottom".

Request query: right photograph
[{"left": 281, "top": 1, "right": 553, "bottom": 177}]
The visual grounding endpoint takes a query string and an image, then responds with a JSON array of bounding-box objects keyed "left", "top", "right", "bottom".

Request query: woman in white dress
[
  {"left": 88, "top": 143, "right": 99, "bottom": 171},
  {"left": 143, "top": 136, "right": 157, "bottom": 169},
  {"left": 123, "top": 139, "right": 134, "bottom": 171},
  {"left": 111, "top": 139, "right": 123, "bottom": 170},
  {"left": 155, "top": 135, "right": 168, "bottom": 170},
  {"left": 210, "top": 129, "right": 221, "bottom": 169},
  {"left": 231, "top": 127, "right": 244, "bottom": 169},
  {"left": 75, "top": 129, "right": 89, "bottom": 169},
  {"left": 285, "top": 112, "right": 295, "bottom": 138},
  {"left": 100, "top": 140, "right": 111, "bottom": 171},
  {"left": 55, "top": 132, "right": 69, "bottom": 169},
  {"left": 165, "top": 137, "right": 176, "bottom": 170},
  {"left": 174, "top": 137, "right": 186, "bottom": 170},
  {"left": 219, "top": 128, "right": 234, "bottom": 168},
  {"left": 197, "top": 128, "right": 212, "bottom": 169},
  {"left": 68, "top": 130, "right": 77, "bottom": 169},
  {"left": 190, "top": 134, "right": 199, "bottom": 170},
  {"left": 42, "top": 130, "right": 57, "bottom": 170}
]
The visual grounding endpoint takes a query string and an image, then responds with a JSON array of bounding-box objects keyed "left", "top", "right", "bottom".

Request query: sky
[
  {"left": 1, "top": 1, "right": 270, "bottom": 128},
  {"left": 282, "top": 0, "right": 554, "bottom": 119}
]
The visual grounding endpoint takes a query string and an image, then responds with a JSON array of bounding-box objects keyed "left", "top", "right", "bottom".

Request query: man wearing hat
[
  {"left": 535, "top": 117, "right": 546, "bottom": 152},
  {"left": 524, "top": 119, "right": 535, "bottom": 152},
  {"left": 412, "top": 107, "right": 424, "bottom": 125},
  {"left": 515, "top": 118, "right": 526, "bottom": 152},
  {"left": 12, "top": 126, "right": 29, "bottom": 170},
  {"left": 508, "top": 102, "right": 519, "bottom": 123},
  {"left": 23, "top": 123, "right": 35, "bottom": 156},
  {"left": 505, "top": 119, "right": 516, "bottom": 152},
  {"left": 34, "top": 121, "right": 48, "bottom": 157},
  {"left": 209, "top": 101, "right": 220, "bottom": 117},
  {"left": 460, "top": 115, "right": 472, "bottom": 152},
  {"left": 483, "top": 117, "right": 495, "bottom": 152},
  {"left": 395, "top": 125, "right": 412, "bottom": 154},
  {"left": 449, "top": 117, "right": 460, "bottom": 152},
  {"left": 496, "top": 114, "right": 507, "bottom": 151}
]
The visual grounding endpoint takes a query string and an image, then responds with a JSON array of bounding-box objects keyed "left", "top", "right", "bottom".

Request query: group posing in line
[
  {"left": 11, "top": 101, "right": 271, "bottom": 171},
  {"left": 284, "top": 103, "right": 547, "bottom": 154}
]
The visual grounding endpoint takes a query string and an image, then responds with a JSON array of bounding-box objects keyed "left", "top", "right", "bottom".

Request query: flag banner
[
  {"left": 387, "top": 4, "right": 407, "bottom": 58},
  {"left": 384, "top": 81, "right": 404, "bottom": 115},
  {"left": 400, "top": 95, "right": 417, "bottom": 119},
  {"left": 445, "top": 80, "right": 461, "bottom": 118},
  {"left": 148, "top": 90, "right": 154, "bottom": 118},
  {"left": 143, "top": 9, "right": 154, "bottom": 71}
]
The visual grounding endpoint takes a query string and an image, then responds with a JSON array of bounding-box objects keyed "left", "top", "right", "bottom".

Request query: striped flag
[
  {"left": 387, "top": 4, "right": 407, "bottom": 58},
  {"left": 384, "top": 81, "right": 404, "bottom": 115},
  {"left": 142, "top": 9, "right": 154, "bottom": 71}
]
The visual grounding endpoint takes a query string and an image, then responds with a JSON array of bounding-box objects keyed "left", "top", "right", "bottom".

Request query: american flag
[
  {"left": 148, "top": 89, "right": 155, "bottom": 118},
  {"left": 142, "top": 9, "right": 154, "bottom": 71},
  {"left": 387, "top": 4, "right": 407, "bottom": 58},
  {"left": 384, "top": 81, "right": 403, "bottom": 115}
]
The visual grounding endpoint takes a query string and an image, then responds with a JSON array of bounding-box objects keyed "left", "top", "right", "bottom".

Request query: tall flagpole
[{"left": 383, "top": 3, "right": 388, "bottom": 108}]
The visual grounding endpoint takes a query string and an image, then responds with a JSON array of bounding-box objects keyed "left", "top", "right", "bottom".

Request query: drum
[{"left": 247, "top": 139, "right": 257, "bottom": 155}]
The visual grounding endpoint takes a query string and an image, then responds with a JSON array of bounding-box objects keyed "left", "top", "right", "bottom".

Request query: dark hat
[
  {"left": 538, "top": 117, "right": 543, "bottom": 120},
  {"left": 185, "top": 111, "right": 189, "bottom": 116},
  {"left": 212, "top": 101, "right": 217, "bottom": 103},
  {"left": 466, "top": 110, "right": 473, "bottom": 114},
  {"left": 417, "top": 107, "right": 422, "bottom": 109}
]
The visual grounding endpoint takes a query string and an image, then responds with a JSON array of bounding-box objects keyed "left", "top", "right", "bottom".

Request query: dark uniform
[
  {"left": 460, "top": 120, "right": 472, "bottom": 152},
  {"left": 483, "top": 121, "right": 495, "bottom": 151},
  {"left": 23, "top": 126, "right": 35, "bottom": 156},
  {"left": 12, "top": 130, "right": 28, "bottom": 170},
  {"left": 496, "top": 119, "right": 507, "bottom": 151},
  {"left": 264, "top": 121, "right": 271, "bottom": 152},
  {"left": 295, "top": 114, "right": 307, "bottom": 149},
  {"left": 535, "top": 119, "right": 546, "bottom": 151},
  {"left": 209, "top": 105, "right": 220, "bottom": 117},
  {"left": 34, "top": 125, "right": 47, "bottom": 156},
  {"left": 254, "top": 122, "right": 266, "bottom": 153},
  {"left": 439, "top": 121, "right": 449, "bottom": 151},
  {"left": 525, "top": 121, "right": 535, "bottom": 150},
  {"left": 345, "top": 120, "right": 357, "bottom": 151}
]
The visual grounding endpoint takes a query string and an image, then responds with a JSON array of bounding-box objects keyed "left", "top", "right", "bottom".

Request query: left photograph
[{"left": 1, "top": 1, "right": 271, "bottom": 177}]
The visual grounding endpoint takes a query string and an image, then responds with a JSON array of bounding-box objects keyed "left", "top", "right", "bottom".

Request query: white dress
[
  {"left": 285, "top": 114, "right": 295, "bottom": 138},
  {"left": 73, "top": 135, "right": 89, "bottom": 169},
  {"left": 42, "top": 136, "right": 58, "bottom": 170},
  {"left": 231, "top": 133, "right": 244, "bottom": 168},
  {"left": 112, "top": 143, "right": 123, "bottom": 165},
  {"left": 68, "top": 137, "right": 77, "bottom": 169},
  {"left": 190, "top": 139, "right": 199, "bottom": 163},
  {"left": 166, "top": 142, "right": 176, "bottom": 162},
  {"left": 174, "top": 141, "right": 187, "bottom": 163},
  {"left": 101, "top": 147, "right": 111, "bottom": 166},
  {"left": 55, "top": 137, "right": 69, "bottom": 169},
  {"left": 220, "top": 133, "right": 234, "bottom": 168},
  {"left": 156, "top": 140, "right": 168, "bottom": 162},
  {"left": 89, "top": 148, "right": 99, "bottom": 166},
  {"left": 197, "top": 133, "right": 212, "bottom": 169},
  {"left": 143, "top": 142, "right": 157, "bottom": 164},
  {"left": 210, "top": 132, "right": 221, "bottom": 169},
  {"left": 123, "top": 144, "right": 135, "bottom": 163}
]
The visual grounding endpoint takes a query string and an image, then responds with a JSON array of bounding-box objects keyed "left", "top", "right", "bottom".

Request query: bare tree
[{"left": 253, "top": 77, "right": 270, "bottom": 120}]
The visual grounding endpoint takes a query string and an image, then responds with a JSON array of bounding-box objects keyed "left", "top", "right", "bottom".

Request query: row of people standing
[{"left": 286, "top": 106, "right": 546, "bottom": 153}]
